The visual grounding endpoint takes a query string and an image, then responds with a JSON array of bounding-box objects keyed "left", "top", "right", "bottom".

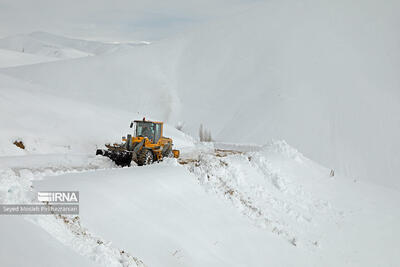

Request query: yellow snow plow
[{"left": 96, "top": 118, "right": 180, "bottom": 166}]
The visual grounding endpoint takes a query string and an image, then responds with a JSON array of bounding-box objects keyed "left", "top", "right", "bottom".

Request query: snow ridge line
[
  {"left": 180, "top": 152, "right": 299, "bottom": 246},
  {"left": 180, "top": 147, "right": 339, "bottom": 249},
  {"left": 0, "top": 162, "right": 146, "bottom": 267}
]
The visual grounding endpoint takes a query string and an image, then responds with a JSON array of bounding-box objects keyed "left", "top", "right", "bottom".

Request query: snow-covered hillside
[
  {"left": 0, "top": 48, "right": 57, "bottom": 67},
  {"left": 173, "top": 0, "right": 400, "bottom": 189},
  {"left": 1, "top": 0, "right": 399, "bottom": 190},
  {"left": 1, "top": 140, "right": 399, "bottom": 266},
  {"left": 0, "top": 32, "right": 148, "bottom": 59},
  {"left": 1, "top": 0, "right": 400, "bottom": 266}
]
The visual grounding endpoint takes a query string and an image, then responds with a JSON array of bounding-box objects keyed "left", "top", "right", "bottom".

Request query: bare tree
[
  {"left": 199, "top": 124, "right": 212, "bottom": 142},
  {"left": 199, "top": 124, "right": 204, "bottom": 141}
]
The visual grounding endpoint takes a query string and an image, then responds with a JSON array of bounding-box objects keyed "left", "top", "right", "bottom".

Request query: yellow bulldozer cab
[
  {"left": 132, "top": 120, "right": 164, "bottom": 143},
  {"left": 123, "top": 119, "right": 179, "bottom": 161}
]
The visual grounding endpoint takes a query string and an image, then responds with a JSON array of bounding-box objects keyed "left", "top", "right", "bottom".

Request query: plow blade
[
  {"left": 96, "top": 139, "right": 143, "bottom": 167},
  {"left": 96, "top": 149, "right": 134, "bottom": 167}
]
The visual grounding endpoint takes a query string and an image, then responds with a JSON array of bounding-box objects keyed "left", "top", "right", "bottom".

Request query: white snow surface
[
  {"left": 1, "top": 0, "right": 399, "bottom": 189},
  {"left": 1, "top": 0, "right": 400, "bottom": 265},
  {"left": 1, "top": 142, "right": 399, "bottom": 266},
  {"left": 0, "top": 48, "right": 57, "bottom": 67},
  {"left": 0, "top": 216, "right": 98, "bottom": 267},
  {"left": 0, "top": 32, "right": 149, "bottom": 60}
]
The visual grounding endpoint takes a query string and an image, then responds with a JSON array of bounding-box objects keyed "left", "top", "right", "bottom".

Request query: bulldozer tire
[{"left": 137, "top": 149, "right": 153, "bottom": 166}]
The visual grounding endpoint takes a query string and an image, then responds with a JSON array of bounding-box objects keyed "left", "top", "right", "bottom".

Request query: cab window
[{"left": 154, "top": 123, "right": 161, "bottom": 143}]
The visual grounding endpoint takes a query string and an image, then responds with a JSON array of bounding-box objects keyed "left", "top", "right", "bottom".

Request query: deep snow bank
[
  {"left": 182, "top": 141, "right": 400, "bottom": 266},
  {"left": 1, "top": 141, "right": 397, "bottom": 266},
  {"left": 32, "top": 160, "right": 312, "bottom": 267}
]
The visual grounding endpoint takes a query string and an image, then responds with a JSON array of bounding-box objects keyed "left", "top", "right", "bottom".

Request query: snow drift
[{"left": 1, "top": 142, "right": 399, "bottom": 266}]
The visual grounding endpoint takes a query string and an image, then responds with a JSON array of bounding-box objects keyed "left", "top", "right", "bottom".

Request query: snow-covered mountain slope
[
  {"left": 1, "top": 0, "right": 399, "bottom": 189},
  {"left": 0, "top": 72, "right": 193, "bottom": 156},
  {"left": 0, "top": 0, "right": 399, "bottom": 265},
  {"left": 1, "top": 142, "right": 398, "bottom": 266},
  {"left": 0, "top": 33, "right": 91, "bottom": 59},
  {"left": 171, "top": 0, "right": 400, "bottom": 190},
  {"left": 0, "top": 31, "right": 148, "bottom": 59},
  {"left": 0, "top": 48, "right": 57, "bottom": 67},
  {"left": 0, "top": 44, "right": 182, "bottom": 125},
  {"left": 27, "top": 31, "right": 149, "bottom": 55}
]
